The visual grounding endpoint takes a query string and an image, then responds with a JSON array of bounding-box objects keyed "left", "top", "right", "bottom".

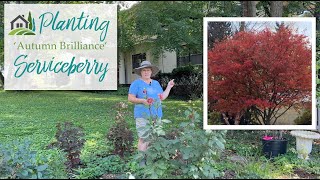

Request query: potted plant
[
  {"left": 261, "top": 130, "right": 288, "bottom": 158},
  {"left": 290, "top": 130, "right": 320, "bottom": 160}
]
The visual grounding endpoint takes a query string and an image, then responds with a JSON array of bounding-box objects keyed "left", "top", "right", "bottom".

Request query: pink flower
[
  {"left": 158, "top": 93, "right": 164, "bottom": 101},
  {"left": 147, "top": 98, "right": 154, "bottom": 105},
  {"left": 263, "top": 136, "right": 273, "bottom": 140}
]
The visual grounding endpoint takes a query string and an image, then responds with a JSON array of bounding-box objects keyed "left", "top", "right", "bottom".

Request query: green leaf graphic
[{"left": 9, "top": 28, "right": 35, "bottom": 35}]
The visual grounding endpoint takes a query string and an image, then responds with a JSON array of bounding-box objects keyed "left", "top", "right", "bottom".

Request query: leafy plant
[
  {"left": 208, "top": 110, "right": 224, "bottom": 125},
  {"left": 75, "top": 155, "right": 125, "bottom": 179},
  {"left": 135, "top": 107, "right": 227, "bottom": 179},
  {"left": 294, "top": 109, "right": 311, "bottom": 125},
  {"left": 0, "top": 139, "right": 50, "bottom": 179},
  {"left": 107, "top": 102, "right": 134, "bottom": 157},
  {"left": 208, "top": 26, "right": 312, "bottom": 125},
  {"left": 171, "top": 65, "right": 203, "bottom": 100},
  {"left": 238, "top": 161, "right": 275, "bottom": 179},
  {"left": 154, "top": 65, "right": 203, "bottom": 100},
  {"left": 38, "top": 149, "right": 68, "bottom": 179},
  {"left": 55, "top": 122, "right": 85, "bottom": 171}
]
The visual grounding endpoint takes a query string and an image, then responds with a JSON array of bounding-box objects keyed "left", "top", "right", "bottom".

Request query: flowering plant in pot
[{"left": 262, "top": 130, "right": 288, "bottom": 158}]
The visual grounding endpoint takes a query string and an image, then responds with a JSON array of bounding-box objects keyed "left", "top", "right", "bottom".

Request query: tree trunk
[
  {"left": 222, "top": 113, "right": 230, "bottom": 125},
  {"left": 234, "top": 112, "right": 241, "bottom": 125},
  {"left": 240, "top": 21, "right": 246, "bottom": 32},
  {"left": 0, "top": 71, "right": 4, "bottom": 87},
  {"left": 270, "top": 1, "right": 283, "bottom": 17},
  {"left": 315, "top": 1, "right": 320, "bottom": 31},
  {"left": 241, "top": 1, "right": 256, "bottom": 17},
  {"left": 240, "top": 1, "right": 256, "bottom": 31}
]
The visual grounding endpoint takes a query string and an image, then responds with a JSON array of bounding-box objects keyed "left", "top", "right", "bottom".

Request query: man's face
[{"left": 141, "top": 68, "right": 152, "bottom": 78}]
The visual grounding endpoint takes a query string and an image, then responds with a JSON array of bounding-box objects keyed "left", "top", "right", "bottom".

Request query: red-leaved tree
[{"left": 208, "top": 26, "right": 312, "bottom": 125}]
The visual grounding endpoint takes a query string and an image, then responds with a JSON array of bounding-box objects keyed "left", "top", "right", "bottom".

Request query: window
[
  {"left": 132, "top": 53, "right": 146, "bottom": 73},
  {"left": 16, "top": 23, "right": 23, "bottom": 28}
]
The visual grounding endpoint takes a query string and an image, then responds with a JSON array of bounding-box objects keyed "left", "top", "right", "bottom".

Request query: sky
[
  {"left": 116, "top": 1, "right": 139, "bottom": 10},
  {"left": 230, "top": 21, "right": 313, "bottom": 42}
]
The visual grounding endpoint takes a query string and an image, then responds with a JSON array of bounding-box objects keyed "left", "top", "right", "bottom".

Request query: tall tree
[
  {"left": 27, "top": 11, "right": 33, "bottom": 30},
  {"left": 207, "top": 22, "right": 232, "bottom": 49},
  {"left": 241, "top": 1, "right": 256, "bottom": 17},
  {"left": 270, "top": 1, "right": 283, "bottom": 17},
  {"left": 119, "top": 1, "right": 243, "bottom": 60},
  {"left": 0, "top": 2, "right": 6, "bottom": 87},
  {"left": 208, "top": 27, "right": 312, "bottom": 125},
  {"left": 119, "top": 1, "right": 206, "bottom": 59},
  {"left": 240, "top": 1, "right": 256, "bottom": 32}
]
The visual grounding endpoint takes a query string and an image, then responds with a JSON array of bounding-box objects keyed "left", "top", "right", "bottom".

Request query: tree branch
[{"left": 272, "top": 103, "right": 294, "bottom": 125}]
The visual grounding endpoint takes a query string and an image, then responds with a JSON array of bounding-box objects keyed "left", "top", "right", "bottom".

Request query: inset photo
[{"left": 203, "top": 17, "right": 316, "bottom": 130}]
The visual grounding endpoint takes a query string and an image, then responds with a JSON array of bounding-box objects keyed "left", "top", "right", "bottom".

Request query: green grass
[{"left": 0, "top": 90, "right": 202, "bottom": 150}]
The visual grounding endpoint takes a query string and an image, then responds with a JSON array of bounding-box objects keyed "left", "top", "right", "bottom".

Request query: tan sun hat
[{"left": 134, "top": 60, "right": 160, "bottom": 77}]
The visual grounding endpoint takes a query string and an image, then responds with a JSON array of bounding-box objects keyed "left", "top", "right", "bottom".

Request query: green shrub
[
  {"left": 154, "top": 64, "right": 203, "bottom": 100},
  {"left": 171, "top": 64, "right": 202, "bottom": 77},
  {"left": 174, "top": 73, "right": 203, "bottom": 100},
  {"left": 38, "top": 149, "right": 68, "bottom": 179},
  {"left": 294, "top": 110, "right": 311, "bottom": 125},
  {"left": 135, "top": 107, "right": 226, "bottom": 179},
  {"left": 75, "top": 155, "right": 126, "bottom": 179},
  {"left": 238, "top": 162, "right": 274, "bottom": 179},
  {"left": 153, "top": 72, "right": 172, "bottom": 89},
  {"left": 208, "top": 111, "right": 222, "bottom": 125},
  {"left": 0, "top": 139, "right": 51, "bottom": 179}
]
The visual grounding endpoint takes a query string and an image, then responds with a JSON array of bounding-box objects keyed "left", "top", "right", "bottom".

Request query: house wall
[
  {"left": 119, "top": 53, "right": 126, "bottom": 84},
  {"left": 121, "top": 52, "right": 133, "bottom": 84},
  {"left": 158, "top": 51, "right": 177, "bottom": 74},
  {"left": 119, "top": 43, "right": 177, "bottom": 84}
]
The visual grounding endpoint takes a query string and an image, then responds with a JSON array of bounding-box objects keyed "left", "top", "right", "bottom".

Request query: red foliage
[{"left": 208, "top": 27, "right": 311, "bottom": 123}]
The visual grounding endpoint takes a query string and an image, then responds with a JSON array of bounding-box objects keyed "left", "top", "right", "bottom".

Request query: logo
[{"left": 9, "top": 11, "right": 35, "bottom": 35}]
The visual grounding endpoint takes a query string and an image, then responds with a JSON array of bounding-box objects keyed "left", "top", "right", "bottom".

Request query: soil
[
  {"left": 221, "top": 170, "right": 237, "bottom": 179},
  {"left": 100, "top": 173, "right": 119, "bottom": 179},
  {"left": 292, "top": 168, "right": 320, "bottom": 179}
]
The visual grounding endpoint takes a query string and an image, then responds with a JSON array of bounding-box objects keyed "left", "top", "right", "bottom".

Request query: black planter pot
[{"left": 262, "top": 138, "right": 288, "bottom": 158}]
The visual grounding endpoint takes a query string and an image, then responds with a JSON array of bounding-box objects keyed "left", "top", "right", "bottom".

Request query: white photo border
[{"left": 203, "top": 17, "right": 317, "bottom": 130}]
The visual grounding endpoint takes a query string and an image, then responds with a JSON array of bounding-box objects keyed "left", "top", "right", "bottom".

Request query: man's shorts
[
  {"left": 135, "top": 118, "right": 149, "bottom": 139},
  {"left": 135, "top": 118, "right": 162, "bottom": 139}
]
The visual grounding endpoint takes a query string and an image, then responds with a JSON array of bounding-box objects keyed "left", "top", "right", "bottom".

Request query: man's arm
[
  {"left": 128, "top": 94, "right": 149, "bottom": 106},
  {"left": 161, "top": 79, "right": 175, "bottom": 100}
]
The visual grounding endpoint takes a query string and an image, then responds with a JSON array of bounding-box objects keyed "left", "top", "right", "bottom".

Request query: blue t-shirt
[{"left": 129, "top": 79, "right": 164, "bottom": 119}]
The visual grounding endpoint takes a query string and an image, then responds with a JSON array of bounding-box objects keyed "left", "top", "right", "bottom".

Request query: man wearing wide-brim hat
[{"left": 128, "top": 60, "right": 175, "bottom": 164}]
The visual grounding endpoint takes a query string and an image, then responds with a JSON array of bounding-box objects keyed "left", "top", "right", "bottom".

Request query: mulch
[
  {"left": 100, "top": 174, "right": 119, "bottom": 179},
  {"left": 293, "top": 168, "right": 320, "bottom": 179},
  {"left": 220, "top": 170, "right": 237, "bottom": 179}
]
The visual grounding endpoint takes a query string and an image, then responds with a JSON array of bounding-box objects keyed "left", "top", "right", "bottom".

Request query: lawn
[
  {"left": 1, "top": 90, "right": 319, "bottom": 179},
  {"left": 0, "top": 89, "right": 202, "bottom": 149}
]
